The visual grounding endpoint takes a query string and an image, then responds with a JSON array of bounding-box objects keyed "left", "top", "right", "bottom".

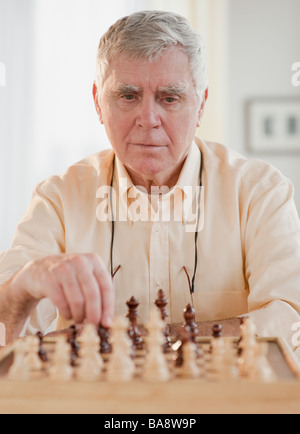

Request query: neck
[{"left": 125, "top": 159, "right": 186, "bottom": 194}]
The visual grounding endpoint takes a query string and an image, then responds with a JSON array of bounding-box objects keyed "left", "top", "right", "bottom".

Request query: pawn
[
  {"left": 174, "top": 326, "right": 191, "bottom": 368},
  {"left": 126, "top": 296, "right": 144, "bottom": 350},
  {"left": 210, "top": 335, "right": 226, "bottom": 381},
  {"left": 24, "top": 336, "right": 43, "bottom": 372},
  {"left": 98, "top": 325, "right": 112, "bottom": 355},
  {"left": 77, "top": 324, "right": 103, "bottom": 382},
  {"left": 143, "top": 309, "right": 170, "bottom": 383},
  {"left": 106, "top": 316, "right": 135, "bottom": 383},
  {"left": 222, "top": 339, "right": 239, "bottom": 380},
  {"left": 36, "top": 332, "right": 48, "bottom": 363},
  {"left": 183, "top": 304, "right": 200, "bottom": 358},
  {"left": 8, "top": 339, "right": 30, "bottom": 381},
  {"left": 179, "top": 341, "right": 200, "bottom": 379},
  {"left": 67, "top": 325, "right": 80, "bottom": 366},
  {"left": 154, "top": 290, "right": 172, "bottom": 352},
  {"left": 253, "top": 343, "right": 276, "bottom": 383},
  {"left": 49, "top": 336, "right": 73, "bottom": 382}
]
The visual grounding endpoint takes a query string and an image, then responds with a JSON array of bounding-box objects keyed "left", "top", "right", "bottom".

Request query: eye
[
  {"left": 122, "top": 94, "right": 136, "bottom": 101},
  {"left": 165, "top": 97, "right": 176, "bottom": 103}
]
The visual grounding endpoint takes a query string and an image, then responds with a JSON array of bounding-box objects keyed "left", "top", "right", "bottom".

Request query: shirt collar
[{"left": 114, "top": 141, "right": 201, "bottom": 224}]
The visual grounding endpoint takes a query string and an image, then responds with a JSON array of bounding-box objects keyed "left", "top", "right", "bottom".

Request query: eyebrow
[
  {"left": 156, "top": 84, "right": 189, "bottom": 96},
  {"left": 115, "top": 84, "right": 142, "bottom": 95},
  {"left": 114, "top": 83, "right": 189, "bottom": 96}
]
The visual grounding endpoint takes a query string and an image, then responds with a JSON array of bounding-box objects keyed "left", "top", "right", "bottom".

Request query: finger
[
  {"left": 51, "top": 263, "right": 85, "bottom": 323},
  {"left": 92, "top": 258, "right": 114, "bottom": 328},
  {"left": 77, "top": 269, "right": 102, "bottom": 325},
  {"left": 36, "top": 268, "right": 73, "bottom": 321},
  {"left": 48, "top": 283, "right": 73, "bottom": 321}
]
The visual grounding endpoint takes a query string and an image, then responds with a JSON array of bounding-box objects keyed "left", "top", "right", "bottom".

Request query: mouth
[{"left": 130, "top": 143, "right": 167, "bottom": 149}]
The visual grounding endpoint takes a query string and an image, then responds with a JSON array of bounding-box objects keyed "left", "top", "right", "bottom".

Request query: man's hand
[{"left": 10, "top": 253, "right": 114, "bottom": 328}]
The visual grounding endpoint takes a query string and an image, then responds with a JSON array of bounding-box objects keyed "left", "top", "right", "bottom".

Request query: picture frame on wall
[{"left": 246, "top": 97, "right": 300, "bottom": 154}]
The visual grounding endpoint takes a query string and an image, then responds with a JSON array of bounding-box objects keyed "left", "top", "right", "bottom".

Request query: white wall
[
  {"left": 1, "top": 0, "right": 299, "bottom": 252},
  {"left": 227, "top": 0, "right": 300, "bottom": 210},
  {"left": 0, "top": 0, "right": 141, "bottom": 251},
  {"left": 0, "top": 0, "right": 200, "bottom": 251}
]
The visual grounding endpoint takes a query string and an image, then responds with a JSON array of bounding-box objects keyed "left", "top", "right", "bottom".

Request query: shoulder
[
  {"left": 34, "top": 149, "right": 115, "bottom": 198},
  {"left": 195, "top": 137, "right": 291, "bottom": 188}
]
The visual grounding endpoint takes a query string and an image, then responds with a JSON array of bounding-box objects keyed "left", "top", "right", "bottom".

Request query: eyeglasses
[{"left": 109, "top": 152, "right": 204, "bottom": 297}]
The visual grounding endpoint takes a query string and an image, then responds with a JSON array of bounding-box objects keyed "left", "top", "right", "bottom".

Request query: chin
[{"left": 132, "top": 159, "right": 167, "bottom": 177}]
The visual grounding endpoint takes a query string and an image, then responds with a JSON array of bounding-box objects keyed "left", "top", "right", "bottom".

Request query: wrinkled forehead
[{"left": 101, "top": 47, "right": 195, "bottom": 93}]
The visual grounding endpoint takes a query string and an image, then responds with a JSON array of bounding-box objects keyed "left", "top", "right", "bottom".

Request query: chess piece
[
  {"left": 50, "top": 336, "right": 73, "bottom": 382},
  {"left": 210, "top": 336, "right": 226, "bottom": 381},
  {"left": 67, "top": 325, "right": 80, "bottom": 367},
  {"left": 143, "top": 309, "right": 170, "bottom": 382},
  {"left": 36, "top": 332, "right": 48, "bottom": 363},
  {"left": 8, "top": 339, "right": 30, "bottom": 381},
  {"left": 98, "top": 325, "right": 112, "bottom": 354},
  {"left": 24, "top": 336, "right": 43, "bottom": 372},
  {"left": 106, "top": 316, "right": 135, "bottom": 382},
  {"left": 222, "top": 339, "right": 239, "bottom": 380},
  {"left": 174, "top": 326, "right": 192, "bottom": 368},
  {"left": 154, "top": 290, "right": 172, "bottom": 351},
  {"left": 126, "top": 296, "right": 144, "bottom": 350},
  {"left": 253, "top": 343, "right": 276, "bottom": 383},
  {"left": 179, "top": 341, "right": 200, "bottom": 379},
  {"left": 77, "top": 324, "right": 103, "bottom": 382},
  {"left": 183, "top": 304, "right": 200, "bottom": 357},
  {"left": 238, "top": 318, "right": 258, "bottom": 378},
  {"left": 210, "top": 324, "right": 226, "bottom": 381}
]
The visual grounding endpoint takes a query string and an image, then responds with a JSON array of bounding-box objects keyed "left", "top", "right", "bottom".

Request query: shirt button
[{"left": 155, "top": 224, "right": 161, "bottom": 233}]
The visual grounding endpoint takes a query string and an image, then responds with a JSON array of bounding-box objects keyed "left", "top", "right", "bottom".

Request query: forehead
[{"left": 103, "top": 47, "right": 195, "bottom": 92}]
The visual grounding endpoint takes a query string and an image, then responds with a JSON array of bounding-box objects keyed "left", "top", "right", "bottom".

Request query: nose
[{"left": 136, "top": 97, "right": 161, "bottom": 130}]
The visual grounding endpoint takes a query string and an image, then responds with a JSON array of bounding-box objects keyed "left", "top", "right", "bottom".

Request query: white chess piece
[
  {"left": 8, "top": 339, "right": 30, "bottom": 381},
  {"left": 49, "top": 336, "right": 73, "bottom": 382},
  {"left": 179, "top": 341, "right": 200, "bottom": 379},
  {"left": 24, "top": 336, "right": 43, "bottom": 372},
  {"left": 253, "top": 343, "right": 276, "bottom": 382},
  {"left": 222, "top": 339, "right": 239, "bottom": 380},
  {"left": 210, "top": 337, "right": 226, "bottom": 381},
  {"left": 143, "top": 309, "right": 170, "bottom": 383},
  {"left": 106, "top": 316, "right": 135, "bottom": 382},
  {"left": 239, "top": 318, "right": 258, "bottom": 378},
  {"left": 77, "top": 324, "right": 103, "bottom": 382}
]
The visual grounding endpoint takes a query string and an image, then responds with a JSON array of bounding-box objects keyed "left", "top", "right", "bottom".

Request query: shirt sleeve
[
  {"left": 241, "top": 165, "right": 300, "bottom": 352},
  {"left": 0, "top": 176, "right": 65, "bottom": 334}
]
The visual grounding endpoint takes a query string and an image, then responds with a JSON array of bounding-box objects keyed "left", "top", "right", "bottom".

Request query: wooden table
[
  {"left": 0, "top": 377, "right": 300, "bottom": 414},
  {"left": 1, "top": 333, "right": 300, "bottom": 414}
]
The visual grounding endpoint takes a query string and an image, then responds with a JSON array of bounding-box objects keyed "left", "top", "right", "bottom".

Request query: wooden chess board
[{"left": 0, "top": 333, "right": 300, "bottom": 414}]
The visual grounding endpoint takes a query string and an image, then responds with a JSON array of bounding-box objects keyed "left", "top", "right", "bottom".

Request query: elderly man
[{"left": 0, "top": 11, "right": 300, "bottom": 349}]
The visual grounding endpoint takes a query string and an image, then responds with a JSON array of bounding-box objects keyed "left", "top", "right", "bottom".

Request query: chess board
[
  {"left": 0, "top": 333, "right": 299, "bottom": 383},
  {"left": 1, "top": 330, "right": 300, "bottom": 415}
]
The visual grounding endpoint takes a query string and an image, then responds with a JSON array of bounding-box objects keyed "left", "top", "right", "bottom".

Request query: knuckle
[{"left": 72, "top": 296, "right": 85, "bottom": 309}]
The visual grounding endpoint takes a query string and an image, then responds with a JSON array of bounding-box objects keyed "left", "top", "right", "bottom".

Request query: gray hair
[{"left": 96, "top": 11, "right": 208, "bottom": 103}]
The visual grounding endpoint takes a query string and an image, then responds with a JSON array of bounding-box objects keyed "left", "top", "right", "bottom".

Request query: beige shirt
[{"left": 1, "top": 138, "right": 300, "bottom": 352}]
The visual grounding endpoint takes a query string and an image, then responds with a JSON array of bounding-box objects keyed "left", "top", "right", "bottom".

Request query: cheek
[{"left": 103, "top": 109, "right": 132, "bottom": 144}]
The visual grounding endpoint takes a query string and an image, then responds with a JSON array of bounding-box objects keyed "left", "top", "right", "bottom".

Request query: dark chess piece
[
  {"left": 36, "top": 331, "right": 48, "bottom": 363},
  {"left": 210, "top": 323, "right": 223, "bottom": 354},
  {"left": 126, "top": 296, "right": 144, "bottom": 350},
  {"left": 154, "top": 289, "right": 172, "bottom": 352},
  {"left": 174, "top": 326, "right": 191, "bottom": 368},
  {"left": 67, "top": 325, "right": 80, "bottom": 367},
  {"left": 183, "top": 304, "right": 200, "bottom": 358},
  {"left": 98, "top": 325, "right": 112, "bottom": 354},
  {"left": 212, "top": 323, "right": 223, "bottom": 339}
]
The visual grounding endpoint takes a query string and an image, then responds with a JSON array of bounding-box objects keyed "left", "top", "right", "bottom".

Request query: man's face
[{"left": 94, "top": 46, "right": 205, "bottom": 185}]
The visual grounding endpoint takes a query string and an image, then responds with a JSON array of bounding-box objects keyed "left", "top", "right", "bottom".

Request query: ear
[
  {"left": 197, "top": 88, "right": 208, "bottom": 127},
  {"left": 93, "top": 82, "right": 104, "bottom": 124}
]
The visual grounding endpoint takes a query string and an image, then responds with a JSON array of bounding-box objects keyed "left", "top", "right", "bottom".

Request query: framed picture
[{"left": 246, "top": 97, "right": 300, "bottom": 154}]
